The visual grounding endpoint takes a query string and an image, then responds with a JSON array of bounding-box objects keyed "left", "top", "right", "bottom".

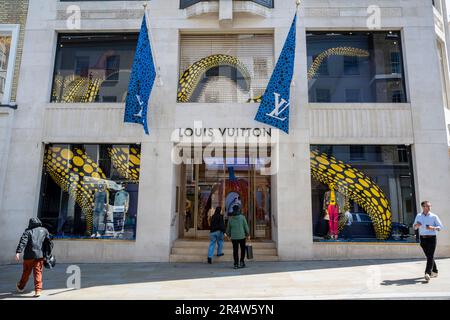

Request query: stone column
[
  {"left": 403, "top": 22, "right": 450, "bottom": 255},
  {"left": 274, "top": 18, "right": 313, "bottom": 260}
]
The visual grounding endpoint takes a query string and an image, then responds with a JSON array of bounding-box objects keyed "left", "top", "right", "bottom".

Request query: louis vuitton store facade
[{"left": 0, "top": 0, "right": 450, "bottom": 264}]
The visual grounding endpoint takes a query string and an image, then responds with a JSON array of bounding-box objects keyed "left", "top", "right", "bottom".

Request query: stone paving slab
[{"left": 0, "top": 258, "right": 449, "bottom": 300}]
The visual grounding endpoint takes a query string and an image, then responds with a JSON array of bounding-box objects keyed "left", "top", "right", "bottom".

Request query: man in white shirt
[{"left": 413, "top": 200, "right": 444, "bottom": 282}]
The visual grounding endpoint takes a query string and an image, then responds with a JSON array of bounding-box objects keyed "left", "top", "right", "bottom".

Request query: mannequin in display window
[
  {"left": 323, "top": 184, "right": 345, "bottom": 240},
  {"left": 113, "top": 183, "right": 130, "bottom": 238},
  {"left": 92, "top": 183, "right": 109, "bottom": 238}
]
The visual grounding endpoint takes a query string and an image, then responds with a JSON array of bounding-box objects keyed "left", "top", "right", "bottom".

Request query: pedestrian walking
[
  {"left": 207, "top": 206, "right": 225, "bottom": 264},
  {"left": 226, "top": 205, "right": 250, "bottom": 269},
  {"left": 15, "top": 217, "right": 52, "bottom": 297},
  {"left": 413, "top": 201, "right": 444, "bottom": 282}
]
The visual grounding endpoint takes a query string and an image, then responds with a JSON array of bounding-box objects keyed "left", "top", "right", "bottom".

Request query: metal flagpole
[{"left": 143, "top": 1, "right": 163, "bottom": 86}]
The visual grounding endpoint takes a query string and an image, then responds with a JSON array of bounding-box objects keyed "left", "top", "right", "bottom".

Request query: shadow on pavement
[
  {"left": 0, "top": 292, "right": 39, "bottom": 299},
  {"left": 0, "top": 258, "right": 441, "bottom": 297},
  {"left": 380, "top": 277, "right": 428, "bottom": 286}
]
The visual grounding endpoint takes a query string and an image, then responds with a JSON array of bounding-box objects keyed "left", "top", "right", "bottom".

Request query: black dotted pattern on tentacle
[
  {"left": 177, "top": 54, "right": 252, "bottom": 103},
  {"left": 308, "top": 47, "right": 369, "bottom": 80},
  {"left": 108, "top": 146, "right": 141, "bottom": 182},
  {"left": 254, "top": 14, "right": 297, "bottom": 134},
  {"left": 310, "top": 150, "right": 393, "bottom": 240}
]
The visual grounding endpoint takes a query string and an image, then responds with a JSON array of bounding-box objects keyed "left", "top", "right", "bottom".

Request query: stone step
[
  {"left": 172, "top": 239, "right": 277, "bottom": 250},
  {"left": 169, "top": 254, "right": 279, "bottom": 263},
  {"left": 171, "top": 247, "right": 278, "bottom": 256}
]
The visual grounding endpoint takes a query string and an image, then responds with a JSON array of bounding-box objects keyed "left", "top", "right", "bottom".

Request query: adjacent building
[{"left": 0, "top": 0, "right": 29, "bottom": 260}]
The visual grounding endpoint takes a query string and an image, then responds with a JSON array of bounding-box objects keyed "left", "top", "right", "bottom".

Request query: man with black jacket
[
  {"left": 15, "top": 217, "right": 51, "bottom": 297},
  {"left": 207, "top": 207, "right": 226, "bottom": 264}
]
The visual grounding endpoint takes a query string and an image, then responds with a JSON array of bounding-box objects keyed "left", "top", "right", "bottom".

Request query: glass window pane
[
  {"left": 311, "top": 145, "right": 416, "bottom": 243},
  {"left": 307, "top": 31, "right": 407, "bottom": 103},
  {"left": 0, "top": 32, "right": 12, "bottom": 102},
  {"left": 178, "top": 34, "right": 274, "bottom": 103},
  {"left": 51, "top": 34, "right": 138, "bottom": 103},
  {"left": 38, "top": 143, "right": 140, "bottom": 240}
]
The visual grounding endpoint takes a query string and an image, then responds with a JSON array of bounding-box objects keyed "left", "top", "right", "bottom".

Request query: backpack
[{"left": 43, "top": 236, "right": 56, "bottom": 269}]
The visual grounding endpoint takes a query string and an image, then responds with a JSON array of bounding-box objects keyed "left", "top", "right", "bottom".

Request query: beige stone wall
[
  {"left": 0, "top": 0, "right": 449, "bottom": 264},
  {"left": 0, "top": 0, "right": 29, "bottom": 102}
]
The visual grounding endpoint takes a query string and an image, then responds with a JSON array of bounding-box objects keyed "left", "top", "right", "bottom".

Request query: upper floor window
[
  {"left": 0, "top": 25, "right": 20, "bottom": 104},
  {"left": 179, "top": 0, "right": 274, "bottom": 9},
  {"left": 307, "top": 31, "right": 407, "bottom": 103},
  {"left": 178, "top": 34, "right": 274, "bottom": 103},
  {"left": 51, "top": 33, "right": 138, "bottom": 103}
]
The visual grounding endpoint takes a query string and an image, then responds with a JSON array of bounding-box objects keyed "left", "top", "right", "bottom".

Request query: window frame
[
  {"left": 178, "top": 32, "right": 274, "bottom": 104},
  {"left": 50, "top": 32, "right": 138, "bottom": 104},
  {"left": 0, "top": 24, "right": 20, "bottom": 105},
  {"left": 38, "top": 142, "right": 141, "bottom": 241},
  {"left": 306, "top": 29, "right": 409, "bottom": 104},
  {"left": 179, "top": 0, "right": 274, "bottom": 10}
]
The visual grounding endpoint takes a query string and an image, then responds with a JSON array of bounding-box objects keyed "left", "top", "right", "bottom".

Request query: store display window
[
  {"left": 38, "top": 144, "right": 140, "bottom": 240},
  {"left": 307, "top": 31, "right": 407, "bottom": 103},
  {"left": 311, "top": 145, "right": 417, "bottom": 243}
]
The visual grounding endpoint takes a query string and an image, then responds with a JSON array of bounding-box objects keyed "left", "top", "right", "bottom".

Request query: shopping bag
[{"left": 246, "top": 244, "right": 253, "bottom": 260}]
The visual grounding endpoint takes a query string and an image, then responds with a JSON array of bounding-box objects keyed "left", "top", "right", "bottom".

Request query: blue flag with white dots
[
  {"left": 124, "top": 14, "right": 156, "bottom": 135},
  {"left": 254, "top": 14, "right": 296, "bottom": 134}
]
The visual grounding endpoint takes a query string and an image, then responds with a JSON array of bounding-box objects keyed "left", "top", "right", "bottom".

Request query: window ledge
[
  {"left": 184, "top": 1, "right": 219, "bottom": 18},
  {"left": 0, "top": 106, "right": 15, "bottom": 115},
  {"left": 308, "top": 103, "right": 411, "bottom": 110},
  {"left": 234, "top": 1, "right": 271, "bottom": 18},
  {"left": 53, "top": 238, "right": 136, "bottom": 243},
  {"left": 313, "top": 241, "right": 418, "bottom": 246},
  {"left": 184, "top": 1, "right": 271, "bottom": 19},
  {"left": 46, "top": 103, "right": 124, "bottom": 110}
]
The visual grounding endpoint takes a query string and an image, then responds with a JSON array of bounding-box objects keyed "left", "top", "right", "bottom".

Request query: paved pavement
[{"left": 1, "top": 258, "right": 449, "bottom": 300}]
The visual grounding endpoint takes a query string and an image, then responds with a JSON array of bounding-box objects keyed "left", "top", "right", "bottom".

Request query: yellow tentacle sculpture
[
  {"left": 177, "top": 48, "right": 369, "bottom": 103},
  {"left": 308, "top": 47, "right": 369, "bottom": 80},
  {"left": 44, "top": 146, "right": 107, "bottom": 235},
  {"left": 108, "top": 146, "right": 141, "bottom": 182},
  {"left": 52, "top": 75, "right": 103, "bottom": 103},
  {"left": 177, "top": 54, "right": 252, "bottom": 102},
  {"left": 310, "top": 149, "right": 392, "bottom": 239}
]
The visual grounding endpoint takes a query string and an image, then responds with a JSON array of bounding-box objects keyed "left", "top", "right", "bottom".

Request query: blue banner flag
[
  {"left": 254, "top": 14, "right": 297, "bottom": 134},
  {"left": 124, "top": 13, "right": 156, "bottom": 135}
]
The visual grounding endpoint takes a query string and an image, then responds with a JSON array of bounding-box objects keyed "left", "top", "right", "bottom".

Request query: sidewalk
[{"left": 1, "top": 258, "right": 449, "bottom": 300}]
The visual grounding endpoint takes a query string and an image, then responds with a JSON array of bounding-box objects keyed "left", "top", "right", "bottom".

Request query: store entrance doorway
[{"left": 179, "top": 149, "right": 272, "bottom": 240}]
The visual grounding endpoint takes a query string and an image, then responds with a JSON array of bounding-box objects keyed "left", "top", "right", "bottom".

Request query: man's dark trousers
[{"left": 420, "top": 236, "right": 438, "bottom": 275}]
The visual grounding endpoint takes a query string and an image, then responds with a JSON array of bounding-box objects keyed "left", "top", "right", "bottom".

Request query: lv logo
[
  {"left": 134, "top": 94, "right": 144, "bottom": 118},
  {"left": 266, "top": 92, "right": 289, "bottom": 121}
]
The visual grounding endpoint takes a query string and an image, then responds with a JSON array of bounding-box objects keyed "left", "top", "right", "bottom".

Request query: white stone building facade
[{"left": 0, "top": 0, "right": 449, "bottom": 264}]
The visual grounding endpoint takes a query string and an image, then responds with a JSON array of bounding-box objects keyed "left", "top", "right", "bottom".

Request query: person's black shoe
[
  {"left": 207, "top": 257, "right": 212, "bottom": 264},
  {"left": 217, "top": 253, "right": 224, "bottom": 257},
  {"left": 233, "top": 264, "right": 239, "bottom": 269},
  {"left": 239, "top": 261, "right": 246, "bottom": 268}
]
